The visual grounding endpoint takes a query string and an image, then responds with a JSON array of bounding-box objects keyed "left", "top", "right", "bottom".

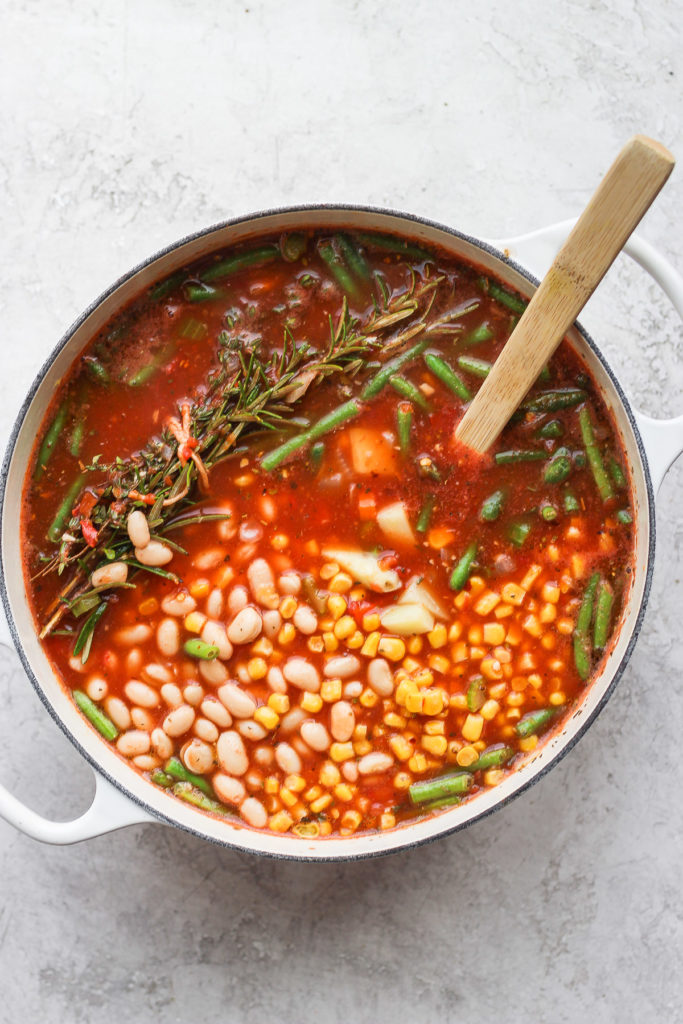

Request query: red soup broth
[{"left": 22, "top": 229, "right": 634, "bottom": 838}]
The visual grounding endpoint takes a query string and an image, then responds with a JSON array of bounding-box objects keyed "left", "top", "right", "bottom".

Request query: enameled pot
[{"left": 0, "top": 207, "right": 681, "bottom": 860}]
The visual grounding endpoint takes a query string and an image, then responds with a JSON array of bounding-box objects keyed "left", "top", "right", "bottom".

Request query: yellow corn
[
  {"left": 278, "top": 623, "right": 296, "bottom": 645},
  {"left": 268, "top": 692, "right": 290, "bottom": 714},
  {"left": 254, "top": 705, "right": 279, "bottom": 730},
  {"left": 542, "top": 581, "right": 560, "bottom": 604},
  {"left": 362, "top": 612, "right": 381, "bottom": 632},
  {"left": 307, "top": 635, "right": 325, "bottom": 653},
  {"left": 189, "top": 578, "right": 210, "bottom": 599},
  {"left": 269, "top": 811, "right": 294, "bottom": 833},
  {"left": 304, "top": 785, "right": 323, "bottom": 803},
  {"left": 300, "top": 691, "right": 323, "bottom": 713},
  {"left": 361, "top": 631, "right": 381, "bottom": 657},
  {"left": 501, "top": 582, "right": 525, "bottom": 606},
  {"left": 353, "top": 739, "right": 373, "bottom": 756},
  {"left": 310, "top": 794, "right": 333, "bottom": 813},
  {"left": 408, "top": 752, "right": 428, "bottom": 774},
  {"left": 329, "top": 572, "right": 353, "bottom": 593},
  {"left": 330, "top": 742, "right": 354, "bottom": 762},
  {"left": 389, "top": 735, "right": 414, "bottom": 761},
  {"left": 483, "top": 622, "right": 506, "bottom": 646},
  {"left": 423, "top": 689, "right": 446, "bottom": 715},
  {"left": 378, "top": 636, "right": 406, "bottom": 661},
  {"left": 380, "top": 813, "right": 396, "bottom": 830},
  {"left": 427, "top": 624, "right": 448, "bottom": 649},
  {"left": 264, "top": 775, "right": 280, "bottom": 795},
  {"left": 334, "top": 615, "right": 356, "bottom": 640},
  {"left": 494, "top": 603, "right": 514, "bottom": 620},
  {"left": 449, "top": 693, "right": 468, "bottom": 710},
  {"left": 468, "top": 575, "right": 486, "bottom": 595},
  {"left": 406, "top": 636, "right": 424, "bottom": 655},
  {"left": 424, "top": 720, "right": 445, "bottom": 736},
  {"left": 247, "top": 657, "right": 268, "bottom": 681},
  {"left": 520, "top": 564, "right": 542, "bottom": 590},
  {"left": 138, "top": 597, "right": 158, "bottom": 616},
  {"left": 340, "top": 810, "right": 362, "bottom": 833},
  {"left": 528, "top": 673, "right": 543, "bottom": 689},
  {"left": 321, "top": 678, "right": 343, "bottom": 703},
  {"left": 327, "top": 594, "right": 347, "bottom": 620},
  {"left": 184, "top": 611, "right": 207, "bottom": 633},
  {"left": 405, "top": 691, "right": 424, "bottom": 714},
  {"left": 347, "top": 630, "right": 365, "bottom": 649},
  {"left": 384, "top": 711, "right": 407, "bottom": 728},
  {"left": 319, "top": 762, "right": 341, "bottom": 787},
  {"left": 549, "top": 690, "right": 566, "bottom": 705},
  {"left": 480, "top": 655, "right": 503, "bottom": 681},
  {"left": 284, "top": 773, "right": 306, "bottom": 792},
  {"left": 393, "top": 771, "right": 412, "bottom": 790},
  {"left": 462, "top": 713, "right": 484, "bottom": 742},
  {"left": 357, "top": 687, "right": 378, "bottom": 709},
  {"left": 448, "top": 623, "right": 463, "bottom": 642},
  {"left": 353, "top": 724, "right": 368, "bottom": 740},
  {"left": 474, "top": 591, "right": 501, "bottom": 616},
  {"left": 320, "top": 561, "right": 340, "bottom": 580},
  {"left": 333, "top": 783, "right": 354, "bottom": 802},
  {"left": 322, "top": 631, "right": 339, "bottom": 652},
  {"left": 518, "top": 734, "right": 538, "bottom": 752},
  {"left": 270, "top": 533, "right": 289, "bottom": 551},
  {"left": 421, "top": 734, "right": 447, "bottom": 756},
  {"left": 279, "top": 786, "right": 298, "bottom": 808},
  {"left": 506, "top": 692, "right": 524, "bottom": 706},
  {"left": 279, "top": 595, "right": 298, "bottom": 619},
  {"left": 395, "top": 678, "right": 419, "bottom": 706},
  {"left": 456, "top": 745, "right": 479, "bottom": 767},
  {"left": 480, "top": 699, "right": 500, "bottom": 721},
  {"left": 428, "top": 654, "right": 450, "bottom": 674}
]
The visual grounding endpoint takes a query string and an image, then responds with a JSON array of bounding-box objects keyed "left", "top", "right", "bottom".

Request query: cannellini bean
[
  {"left": 280, "top": 708, "right": 307, "bottom": 735},
  {"left": 127, "top": 510, "right": 150, "bottom": 549},
  {"left": 291, "top": 736, "right": 313, "bottom": 760},
  {"left": 162, "top": 704, "right": 195, "bottom": 737},
  {"left": 200, "top": 696, "right": 232, "bottom": 728},
  {"left": 201, "top": 620, "right": 233, "bottom": 660},
  {"left": 142, "top": 663, "right": 173, "bottom": 685},
  {"left": 115, "top": 624, "right": 152, "bottom": 646},
  {"left": 259, "top": 495, "right": 276, "bottom": 522},
  {"left": 330, "top": 700, "right": 355, "bottom": 742},
  {"left": 262, "top": 609, "right": 282, "bottom": 639},
  {"left": 116, "top": 730, "right": 151, "bottom": 758},
  {"left": 227, "top": 606, "right": 263, "bottom": 645},
  {"left": 183, "top": 682, "right": 204, "bottom": 706},
  {"left": 275, "top": 742, "right": 302, "bottom": 774},
  {"left": 367, "top": 658, "right": 395, "bottom": 697},
  {"left": 199, "top": 658, "right": 229, "bottom": 685},
  {"left": 239, "top": 521, "right": 263, "bottom": 543},
  {"left": 342, "top": 760, "right": 359, "bottom": 782},
  {"left": 161, "top": 591, "right": 197, "bottom": 617},
  {"left": 157, "top": 618, "right": 180, "bottom": 657},
  {"left": 206, "top": 588, "right": 224, "bottom": 620},
  {"left": 300, "top": 720, "right": 331, "bottom": 752},
  {"left": 160, "top": 683, "right": 183, "bottom": 707},
  {"left": 324, "top": 655, "right": 361, "bottom": 679},
  {"left": 68, "top": 654, "right": 87, "bottom": 673},
  {"left": 237, "top": 720, "right": 267, "bottom": 741},
  {"left": 247, "top": 558, "right": 279, "bottom": 609},
  {"left": 85, "top": 675, "right": 107, "bottom": 702},
  {"left": 235, "top": 664, "right": 250, "bottom": 685},
  {"left": 151, "top": 728, "right": 173, "bottom": 760},
  {"left": 245, "top": 767, "right": 264, "bottom": 792},
  {"left": 278, "top": 571, "right": 301, "bottom": 595},
  {"left": 124, "top": 680, "right": 160, "bottom": 709},
  {"left": 126, "top": 648, "right": 143, "bottom": 674},
  {"left": 218, "top": 682, "right": 257, "bottom": 719},
  {"left": 293, "top": 604, "right": 318, "bottom": 635},
  {"left": 358, "top": 752, "right": 394, "bottom": 775},
  {"left": 105, "top": 697, "right": 131, "bottom": 731},
  {"left": 131, "top": 707, "right": 154, "bottom": 731},
  {"left": 283, "top": 657, "right": 320, "bottom": 692},
  {"left": 343, "top": 680, "right": 363, "bottom": 699},
  {"left": 135, "top": 540, "right": 173, "bottom": 567},
  {"left": 193, "top": 547, "right": 228, "bottom": 571},
  {"left": 240, "top": 796, "right": 268, "bottom": 829},
  {"left": 194, "top": 717, "right": 219, "bottom": 743},
  {"left": 133, "top": 754, "right": 160, "bottom": 771},
  {"left": 227, "top": 585, "right": 249, "bottom": 615},
  {"left": 91, "top": 561, "right": 129, "bottom": 588},
  {"left": 212, "top": 772, "right": 246, "bottom": 806},
  {"left": 253, "top": 744, "right": 275, "bottom": 768},
  {"left": 216, "top": 730, "right": 248, "bottom": 776},
  {"left": 182, "top": 739, "right": 214, "bottom": 775},
  {"left": 216, "top": 508, "right": 237, "bottom": 541},
  {"left": 266, "top": 665, "right": 287, "bottom": 694}
]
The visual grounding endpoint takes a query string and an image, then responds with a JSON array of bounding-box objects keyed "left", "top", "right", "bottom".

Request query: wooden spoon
[{"left": 455, "top": 135, "right": 675, "bottom": 454}]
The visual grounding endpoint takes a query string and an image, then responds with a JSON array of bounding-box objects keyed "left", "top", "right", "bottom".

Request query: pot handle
[
  {"left": 493, "top": 219, "right": 683, "bottom": 492},
  {"left": 0, "top": 611, "right": 155, "bottom": 844}
]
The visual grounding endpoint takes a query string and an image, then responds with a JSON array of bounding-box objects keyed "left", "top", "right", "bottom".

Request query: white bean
[
  {"left": 291, "top": 736, "right": 313, "bottom": 761},
  {"left": 201, "top": 620, "right": 233, "bottom": 660},
  {"left": 105, "top": 696, "right": 131, "bottom": 731},
  {"left": 324, "top": 655, "right": 361, "bottom": 679},
  {"left": 198, "top": 659, "right": 228, "bottom": 685},
  {"left": 85, "top": 675, "right": 107, "bottom": 702},
  {"left": 183, "top": 682, "right": 204, "bottom": 706},
  {"left": 218, "top": 682, "right": 257, "bottom": 719},
  {"left": 212, "top": 772, "right": 246, "bottom": 806},
  {"left": 342, "top": 760, "right": 359, "bottom": 782},
  {"left": 367, "top": 658, "right": 395, "bottom": 697},
  {"left": 275, "top": 742, "right": 302, "bottom": 774},
  {"left": 235, "top": 664, "right": 250, "bottom": 685},
  {"left": 227, "top": 585, "right": 249, "bottom": 615},
  {"left": 162, "top": 704, "right": 195, "bottom": 737},
  {"left": 91, "top": 561, "right": 129, "bottom": 588},
  {"left": 131, "top": 707, "right": 154, "bottom": 731},
  {"left": 182, "top": 739, "right": 214, "bottom": 775},
  {"left": 160, "top": 683, "right": 183, "bottom": 707},
  {"left": 253, "top": 744, "right": 275, "bottom": 768},
  {"left": 161, "top": 591, "right": 197, "bottom": 617},
  {"left": 262, "top": 609, "right": 282, "bottom": 639},
  {"left": 124, "top": 680, "right": 160, "bottom": 709},
  {"left": 358, "top": 752, "right": 394, "bottom": 775},
  {"left": 126, "top": 648, "right": 143, "bottom": 675},
  {"left": 259, "top": 494, "right": 276, "bottom": 522},
  {"left": 216, "top": 730, "right": 248, "bottom": 776},
  {"left": 280, "top": 707, "right": 307, "bottom": 735},
  {"left": 193, "top": 547, "right": 227, "bottom": 571},
  {"left": 151, "top": 728, "right": 173, "bottom": 760},
  {"left": 240, "top": 796, "right": 267, "bottom": 829},
  {"left": 126, "top": 509, "right": 150, "bottom": 549},
  {"left": 330, "top": 700, "right": 355, "bottom": 742},
  {"left": 206, "top": 588, "right": 224, "bottom": 620},
  {"left": 216, "top": 510, "right": 237, "bottom": 541},
  {"left": 133, "top": 754, "right": 160, "bottom": 771},
  {"left": 200, "top": 696, "right": 232, "bottom": 728},
  {"left": 244, "top": 767, "right": 264, "bottom": 793},
  {"left": 247, "top": 558, "right": 279, "bottom": 609},
  {"left": 266, "top": 665, "right": 287, "bottom": 694},
  {"left": 115, "top": 624, "right": 152, "bottom": 646},
  {"left": 194, "top": 717, "right": 219, "bottom": 743},
  {"left": 300, "top": 720, "right": 331, "bottom": 752},
  {"left": 237, "top": 720, "right": 267, "bottom": 741},
  {"left": 68, "top": 654, "right": 88, "bottom": 673},
  {"left": 239, "top": 521, "right": 263, "bottom": 543},
  {"left": 227, "top": 606, "right": 263, "bottom": 645},
  {"left": 116, "top": 730, "right": 150, "bottom": 758},
  {"left": 135, "top": 540, "right": 173, "bottom": 567},
  {"left": 278, "top": 571, "right": 302, "bottom": 596},
  {"left": 293, "top": 604, "right": 318, "bottom": 635},
  {"left": 283, "top": 657, "right": 320, "bottom": 692},
  {"left": 343, "top": 680, "right": 363, "bottom": 699},
  {"left": 142, "top": 663, "right": 173, "bottom": 685},
  {"left": 157, "top": 618, "right": 180, "bottom": 657}
]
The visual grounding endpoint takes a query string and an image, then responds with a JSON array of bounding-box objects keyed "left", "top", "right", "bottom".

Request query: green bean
[
  {"left": 449, "top": 542, "right": 477, "bottom": 591},
  {"left": 34, "top": 402, "right": 68, "bottom": 478},
  {"left": 423, "top": 353, "right": 471, "bottom": 401},
  {"left": 185, "top": 283, "right": 222, "bottom": 303},
  {"left": 544, "top": 447, "right": 572, "bottom": 484},
  {"left": 335, "top": 234, "right": 370, "bottom": 281},
  {"left": 416, "top": 494, "right": 436, "bottom": 534},
  {"left": 463, "top": 322, "right": 493, "bottom": 346},
  {"left": 149, "top": 271, "right": 185, "bottom": 301},
  {"left": 200, "top": 245, "right": 279, "bottom": 283},
  {"left": 362, "top": 339, "right": 430, "bottom": 399},
  {"left": 69, "top": 413, "right": 86, "bottom": 457},
  {"left": 616, "top": 508, "right": 632, "bottom": 524},
  {"left": 537, "top": 419, "right": 563, "bottom": 439},
  {"left": 579, "top": 407, "right": 614, "bottom": 502},
  {"left": 516, "top": 707, "right": 561, "bottom": 738},
  {"left": 409, "top": 771, "right": 473, "bottom": 806},
  {"left": 84, "top": 357, "right": 109, "bottom": 384},
  {"left": 354, "top": 232, "right": 434, "bottom": 260},
  {"left": 165, "top": 757, "right": 213, "bottom": 797},
  {"left": 280, "top": 232, "right": 307, "bottom": 262},
  {"left": 467, "top": 744, "right": 515, "bottom": 772},
  {"left": 508, "top": 521, "right": 531, "bottom": 546},
  {"left": 495, "top": 449, "right": 546, "bottom": 465},
  {"left": 466, "top": 676, "right": 486, "bottom": 712},
  {"left": 608, "top": 456, "right": 627, "bottom": 489},
  {"left": 396, "top": 402, "right": 413, "bottom": 455},
  {"left": 177, "top": 316, "right": 208, "bottom": 341},
  {"left": 593, "top": 580, "right": 614, "bottom": 650},
  {"left": 184, "top": 638, "right": 219, "bottom": 660},
  {"left": 523, "top": 389, "right": 586, "bottom": 413},
  {"left": 419, "top": 795, "right": 462, "bottom": 811},
  {"left": 457, "top": 355, "right": 491, "bottom": 379},
  {"left": 573, "top": 571, "right": 600, "bottom": 679},
  {"left": 540, "top": 503, "right": 558, "bottom": 522},
  {"left": 310, "top": 441, "right": 325, "bottom": 471},
  {"left": 127, "top": 340, "right": 177, "bottom": 386},
  {"left": 73, "top": 690, "right": 118, "bottom": 741},
  {"left": 261, "top": 399, "right": 361, "bottom": 472},
  {"left": 564, "top": 490, "right": 580, "bottom": 513},
  {"left": 389, "top": 375, "right": 431, "bottom": 410},
  {"left": 172, "top": 782, "right": 229, "bottom": 815},
  {"left": 480, "top": 489, "right": 505, "bottom": 522},
  {"left": 317, "top": 239, "right": 359, "bottom": 300},
  {"left": 478, "top": 276, "right": 528, "bottom": 314},
  {"left": 151, "top": 769, "right": 174, "bottom": 788},
  {"left": 47, "top": 473, "right": 86, "bottom": 544}
]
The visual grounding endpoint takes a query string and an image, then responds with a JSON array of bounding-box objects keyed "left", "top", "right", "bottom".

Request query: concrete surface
[{"left": 0, "top": 2, "right": 682, "bottom": 1022}]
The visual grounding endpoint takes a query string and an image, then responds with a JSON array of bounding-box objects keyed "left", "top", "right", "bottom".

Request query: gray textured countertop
[{"left": 0, "top": 3, "right": 681, "bottom": 1022}]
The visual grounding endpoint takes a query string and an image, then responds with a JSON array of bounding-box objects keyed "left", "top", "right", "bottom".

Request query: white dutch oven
[{"left": 0, "top": 209, "right": 681, "bottom": 860}]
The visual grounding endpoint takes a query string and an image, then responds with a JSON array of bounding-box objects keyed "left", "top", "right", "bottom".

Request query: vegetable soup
[{"left": 22, "top": 229, "right": 634, "bottom": 837}]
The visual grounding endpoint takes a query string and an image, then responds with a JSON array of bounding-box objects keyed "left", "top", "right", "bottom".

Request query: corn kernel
[
  {"left": 493, "top": 646, "right": 512, "bottom": 664},
  {"left": 405, "top": 691, "right": 424, "bottom": 714},
  {"left": 279, "top": 595, "right": 298, "bottom": 619},
  {"left": 329, "top": 572, "right": 353, "bottom": 593},
  {"left": 449, "top": 693, "right": 468, "bottom": 710},
  {"left": 340, "top": 810, "right": 362, "bottom": 833},
  {"left": 334, "top": 615, "right": 356, "bottom": 640},
  {"left": 327, "top": 594, "right": 348, "bottom": 620},
  {"left": 269, "top": 811, "right": 294, "bottom": 833},
  {"left": 361, "top": 631, "right": 381, "bottom": 657},
  {"left": 138, "top": 597, "right": 158, "bottom": 616},
  {"left": 320, "top": 678, "right": 343, "bottom": 703},
  {"left": 424, "top": 720, "right": 445, "bottom": 736},
  {"left": 307, "top": 635, "right": 324, "bottom": 653},
  {"left": 395, "top": 678, "right": 419, "bottom": 706},
  {"left": 353, "top": 739, "right": 373, "bottom": 756},
  {"left": 279, "top": 786, "right": 298, "bottom": 808},
  {"left": 446, "top": 740, "right": 462, "bottom": 761},
  {"left": 184, "top": 611, "right": 207, "bottom": 633},
  {"left": 446, "top": 624, "right": 461, "bottom": 645},
  {"left": 494, "top": 603, "right": 514, "bottom": 620},
  {"left": 333, "top": 783, "right": 354, "bottom": 801},
  {"left": 362, "top": 612, "right": 381, "bottom": 632},
  {"left": 452, "top": 641, "right": 468, "bottom": 664},
  {"left": 347, "top": 630, "right": 364, "bottom": 649},
  {"left": 422, "top": 734, "right": 448, "bottom": 756},
  {"left": 359, "top": 687, "right": 379, "bottom": 708},
  {"left": 319, "top": 762, "right": 341, "bottom": 787},
  {"left": 393, "top": 771, "right": 412, "bottom": 790},
  {"left": 557, "top": 617, "right": 574, "bottom": 635},
  {"left": 500, "top": 583, "right": 524, "bottom": 606},
  {"left": 470, "top": 645, "right": 486, "bottom": 660},
  {"left": 428, "top": 654, "right": 450, "bottom": 674},
  {"left": 349, "top": 587, "right": 367, "bottom": 602},
  {"left": 389, "top": 734, "right": 414, "bottom": 761},
  {"left": 268, "top": 692, "right": 290, "bottom": 714},
  {"left": 517, "top": 652, "right": 536, "bottom": 672},
  {"left": 541, "top": 581, "right": 560, "bottom": 604},
  {"left": 300, "top": 691, "right": 323, "bottom": 713},
  {"left": 353, "top": 724, "right": 368, "bottom": 740},
  {"left": 330, "top": 742, "right": 354, "bottom": 762},
  {"left": 453, "top": 591, "right": 469, "bottom": 611},
  {"left": 505, "top": 624, "right": 523, "bottom": 646},
  {"left": 527, "top": 673, "right": 543, "bottom": 689},
  {"left": 284, "top": 773, "right": 306, "bottom": 792},
  {"left": 424, "top": 689, "right": 446, "bottom": 715},
  {"left": 406, "top": 636, "right": 424, "bottom": 655},
  {"left": 462, "top": 713, "right": 484, "bottom": 742},
  {"left": 520, "top": 564, "right": 542, "bottom": 590},
  {"left": 270, "top": 533, "right": 289, "bottom": 551},
  {"left": 506, "top": 692, "right": 524, "bottom": 706},
  {"left": 489, "top": 682, "right": 508, "bottom": 700},
  {"left": 304, "top": 785, "right": 323, "bottom": 803},
  {"left": 384, "top": 711, "right": 406, "bottom": 729},
  {"left": 189, "top": 578, "right": 210, "bottom": 599},
  {"left": 322, "top": 631, "right": 339, "bottom": 652},
  {"left": 427, "top": 624, "right": 448, "bottom": 649},
  {"left": 380, "top": 812, "right": 396, "bottom": 830},
  {"left": 518, "top": 734, "right": 539, "bottom": 752},
  {"left": 319, "top": 616, "right": 334, "bottom": 631},
  {"left": 468, "top": 575, "right": 486, "bottom": 595},
  {"left": 480, "top": 655, "right": 503, "bottom": 681},
  {"left": 401, "top": 658, "right": 421, "bottom": 674},
  {"left": 506, "top": 707, "right": 522, "bottom": 721},
  {"left": 247, "top": 657, "right": 267, "bottom": 681},
  {"left": 480, "top": 698, "right": 500, "bottom": 720},
  {"left": 310, "top": 794, "right": 333, "bottom": 813},
  {"left": 278, "top": 623, "right": 296, "bottom": 645},
  {"left": 549, "top": 690, "right": 566, "bottom": 705},
  {"left": 474, "top": 591, "right": 501, "bottom": 616},
  {"left": 378, "top": 636, "right": 406, "bottom": 661},
  {"left": 482, "top": 622, "right": 505, "bottom": 646},
  {"left": 254, "top": 705, "right": 279, "bottom": 729},
  {"left": 483, "top": 769, "right": 504, "bottom": 786},
  {"left": 320, "top": 562, "right": 340, "bottom": 580},
  {"left": 427, "top": 525, "right": 455, "bottom": 549},
  {"left": 264, "top": 775, "right": 280, "bottom": 795},
  {"left": 454, "top": 745, "right": 477, "bottom": 768},
  {"left": 408, "top": 752, "right": 428, "bottom": 773}
]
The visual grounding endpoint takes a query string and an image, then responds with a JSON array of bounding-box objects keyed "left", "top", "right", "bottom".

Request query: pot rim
[{"left": 0, "top": 203, "right": 657, "bottom": 861}]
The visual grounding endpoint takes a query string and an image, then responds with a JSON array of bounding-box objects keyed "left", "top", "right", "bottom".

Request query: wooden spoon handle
[{"left": 455, "top": 135, "right": 675, "bottom": 454}]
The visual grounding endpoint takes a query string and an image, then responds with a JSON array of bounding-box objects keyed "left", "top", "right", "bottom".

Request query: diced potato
[
  {"left": 322, "top": 547, "right": 401, "bottom": 592},
  {"left": 380, "top": 603, "right": 435, "bottom": 635},
  {"left": 398, "top": 576, "right": 449, "bottom": 620},
  {"left": 348, "top": 427, "right": 397, "bottom": 476},
  {"left": 376, "top": 502, "right": 416, "bottom": 547}
]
